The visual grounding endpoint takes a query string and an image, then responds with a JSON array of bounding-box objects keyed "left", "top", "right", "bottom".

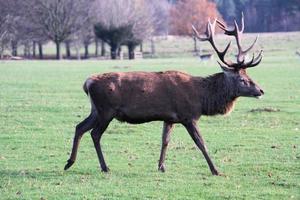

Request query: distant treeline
[
  {"left": 1, "top": 0, "right": 299, "bottom": 60},
  {"left": 170, "top": 0, "right": 300, "bottom": 32}
]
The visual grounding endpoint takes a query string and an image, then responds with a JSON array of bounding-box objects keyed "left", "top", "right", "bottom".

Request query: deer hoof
[
  {"left": 101, "top": 167, "right": 110, "bottom": 173},
  {"left": 211, "top": 169, "right": 220, "bottom": 176},
  {"left": 64, "top": 160, "right": 75, "bottom": 171},
  {"left": 158, "top": 164, "right": 166, "bottom": 172}
]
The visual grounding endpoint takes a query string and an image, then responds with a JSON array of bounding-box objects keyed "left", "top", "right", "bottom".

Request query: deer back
[{"left": 85, "top": 71, "right": 206, "bottom": 123}]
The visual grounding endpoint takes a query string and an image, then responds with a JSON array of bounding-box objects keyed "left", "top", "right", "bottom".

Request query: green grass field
[{"left": 0, "top": 32, "right": 300, "bottom": 199}]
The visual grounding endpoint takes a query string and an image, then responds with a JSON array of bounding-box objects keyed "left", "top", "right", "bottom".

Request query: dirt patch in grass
[
  {"left": 249, "top": 107, "right": 281, "bottom": 113},
  {"left": 112, "top": 65, "right": 131, "bottom": 69}
]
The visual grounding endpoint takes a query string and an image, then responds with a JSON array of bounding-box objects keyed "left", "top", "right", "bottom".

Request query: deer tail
[
  {"left": 83, "top": 81, "right": 88, "bottom": 95},
  {"left": 83, "top": 78, "right": 93, "bottom": 96}
]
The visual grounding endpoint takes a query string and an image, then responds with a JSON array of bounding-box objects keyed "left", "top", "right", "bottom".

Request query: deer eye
[{"left": 239, "top": 78, "right": 247, "bottom": 85}]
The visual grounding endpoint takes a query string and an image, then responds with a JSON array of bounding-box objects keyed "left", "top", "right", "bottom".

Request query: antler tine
[
  {"left": 219, "top": 41, "right": 231, "bottom": 62},
  {"left": 192, "top": 25, "right": 208, "bottom": 41},
  {"left": 192, "top": 20, "right": 233, "bottom": 68},
  {"left": 243, "top": 50, "right": 263, "bottom": 68},
  {"left": 192, "top": 21, "right": 214, "bottom": 42},
  {"left": 240, "top": 12, "right": 245, "bottom": 32},
  {"left": 241, "top": 53, "right": 255, "bottom": 68},
  {"left": 217, "top": 19, "right": 244, "bottom": 64},
  {"left": 233, "top": 20, "right": 244, "bottom": 63},
  {"left": 242, "top": 35, "right": 258, "bottom": 55},
  {"left": 217, "top": 61, "right": 233, "bottom": 71},
  {"left": 216, "top": 20, "right": 226, "bottom": 31},
  {"left": 207, "top": 20, "right": 233, "bottom": 67}
]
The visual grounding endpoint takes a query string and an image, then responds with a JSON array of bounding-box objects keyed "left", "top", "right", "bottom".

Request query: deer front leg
[
  {"left": 158, "top": 122, "right": 174, "bottom": 172},
  {"left": 183, "top": 120, "right": 219, "bottom": 175}
]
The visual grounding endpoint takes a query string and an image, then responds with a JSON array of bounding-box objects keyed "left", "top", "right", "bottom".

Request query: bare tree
[
  {"left": 0, "top": 16, "right": 9, "bottom": 58},
  {"left": 81, "top": 19, "right": 95, "bottom": 59},
  {"left": 148, "top": 0, "right": 170, "bottom": 36},
  {"left": 69, "top": 33, "right": 83, "bottom": 60},
  {"left": 144, "top": 0, "right": 170, "bottom": 57},
  {"left": 28, "top": 0, "right": 91, "bottom": 59},
  {"left": 0, "top": 0, "right": 21, "bottom": 58},
  {"left": 64, "top": 4, "right": 95, "bottom": 60},
  {"left": 9, "top": 0, "right": 49, "bottom": 59},
  {"left": 67, "top": 26, "right": 95, "bottom": 60},
  {"left": 124, "top": 1, "right": 155, "bottom": 59},
  {"left": 0, "top": 0, "right": 38, "bottom": 58}
]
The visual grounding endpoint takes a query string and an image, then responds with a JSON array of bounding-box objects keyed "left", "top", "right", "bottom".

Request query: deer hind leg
[
  {"left": 64, "top": 111, "right": 98, "bottom": 170},
  {"left": 183, "top": 121, "right": 219, "bottom": 176},
  {"left": 91, "top": 111, "right": 113, "bottom": 172},
  {"left": 158, "top": 122, "right": 174, "bottom": 172}
]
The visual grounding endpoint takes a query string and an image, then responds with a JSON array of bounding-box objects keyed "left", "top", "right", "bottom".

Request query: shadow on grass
[
  {"left": 0, "top": 166, "right": 152, "bottom": 181},
  {"left": 0, "top": 167, "right": 100, "bottom": 180}
]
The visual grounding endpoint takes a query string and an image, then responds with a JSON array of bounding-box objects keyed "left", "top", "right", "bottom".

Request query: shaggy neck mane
[{"left": 199, "top": 73, "right": 238, "bottom": 116}]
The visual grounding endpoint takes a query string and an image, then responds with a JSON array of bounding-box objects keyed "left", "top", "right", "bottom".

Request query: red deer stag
[{"left": 64, "top": 16, "right": 264, "bottom": 175}]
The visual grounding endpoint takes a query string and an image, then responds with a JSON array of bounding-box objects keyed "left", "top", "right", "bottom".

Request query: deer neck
[{"left": 199, "top": 73, "right": 238, "bottom": 116}]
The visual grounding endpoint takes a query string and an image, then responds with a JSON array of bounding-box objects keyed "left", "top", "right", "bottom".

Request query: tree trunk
[
  {"left": 128, "top": 44, "right": 136, "bottom": 60},
  {"left": 110, "top": 45, "right": 118, "bottom": 60},
  {"left": 117, "top": 46, "right": 122, "bottom": 58},
  {"left": 95, "top": 38, "right": 99, "bottom": 56},
  {"left": 24, "top": 43, "right": 31, "bottom": 58},
  {"left": 23, "top": 45, "right": 27, "bottom": 57},
  {"left": 38, "top": 42, "right": 43, "bottom": 59},
  {"left": 65, "top": 41, "right": 71, "bottom": 58},
  {"left": 139, "top": 43, "right": 143, "bottom": 52},
  {"left": 193, "top": 37, "right": 198, "bottom": 52},
  {"left": 74, "top": 43, "right": 81, "bottom": 60},
  {"left": 101, "top": 40, "right": 106, "bottom": 57},
  {"left": 84, "top": 44, "right": 89, "bottom": 59},
  {"left": 56, "top": 41, "right": 62, "bottom": 60},
  {"left": 76, "top": 47, "right": 81, "bottom": 60},
  {"left": 0, "top": 44, "right": 4, "bottom": 59},
  {"left": 11, "top": 41, "right": 18, "bottom": 56},
  {"left": 150, "top": 38, "right": 155, "bottom": 57},
  {"left": 33, "top": 41, "right": 36, "bottom": 58}
]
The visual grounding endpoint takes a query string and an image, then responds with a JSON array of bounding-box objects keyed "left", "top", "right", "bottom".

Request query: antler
[
  {"left": 192, "top": 14, "right": 263, "bottom": 70},
  {"left": 192, "top": 20, "right": 233, "bottom": 70},
  {"left": 216, "top": 13, "right": 263, "bottom": 69}
]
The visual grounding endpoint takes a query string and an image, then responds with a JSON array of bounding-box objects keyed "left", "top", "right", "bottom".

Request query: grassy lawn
[{"left": 0, "top": 33, "right": 300, "bottom": 199}]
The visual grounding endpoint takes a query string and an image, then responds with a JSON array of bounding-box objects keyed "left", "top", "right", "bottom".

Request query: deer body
[
  {"left": 64, "top": 16, "right": 264, "bottom": 175},
  {"left": 86, "top": 71, "right": 236, "bottom": 124}
]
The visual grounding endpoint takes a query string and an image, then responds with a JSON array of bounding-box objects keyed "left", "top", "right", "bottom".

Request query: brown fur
[{"left": 86, "top": 71, "right": 237, "bottom": 124}]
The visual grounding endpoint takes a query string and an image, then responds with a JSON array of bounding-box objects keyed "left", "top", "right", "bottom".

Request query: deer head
[{"left": 192, "top": 14, "right": 264, "bottom": 98}]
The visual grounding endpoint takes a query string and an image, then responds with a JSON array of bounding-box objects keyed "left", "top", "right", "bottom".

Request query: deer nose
[{"left": 260, "top": 89, "right": 264, "bottom": 95}]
